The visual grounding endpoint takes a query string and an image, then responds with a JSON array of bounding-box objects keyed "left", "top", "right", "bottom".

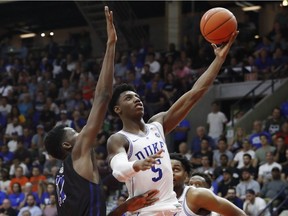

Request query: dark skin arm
[
  {"left": 108, "top": 189, "right": 159, "bottom": 216},
  {"left": 186, "top": 187, "right": 247, "bottom": 216},
  {"left": 72, "top": 6, "right": 117, "bottom": 181},
  {"left": 148, "top": 32, "right": 239, "bottom": 134}
]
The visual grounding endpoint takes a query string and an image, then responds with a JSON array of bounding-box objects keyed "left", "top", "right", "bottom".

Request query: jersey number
[{"left": 151, "top": 159, "right": 162, "bottom": 182}]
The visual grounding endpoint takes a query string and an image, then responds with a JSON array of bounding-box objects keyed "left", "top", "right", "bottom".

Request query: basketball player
[
  {"left": 44, "top": 6, "right": 159, "bottom": 216},
  {"left": 107, "top": 31, "right": 239, "bottom": 215},
  {"left": 170, "top": 153, "right": 246, "bottom": 216}
]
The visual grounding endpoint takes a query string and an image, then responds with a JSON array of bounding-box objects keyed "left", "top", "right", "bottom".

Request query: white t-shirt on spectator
[{"left": 234, "top": 150, "right": 255, "bottom": 169}]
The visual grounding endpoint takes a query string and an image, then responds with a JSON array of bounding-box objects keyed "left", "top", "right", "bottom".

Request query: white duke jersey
[{"left": 118, "top": 121, "right": 181, "bottom": 215}]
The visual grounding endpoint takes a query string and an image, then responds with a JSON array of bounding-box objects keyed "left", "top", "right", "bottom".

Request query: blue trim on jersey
[
  {"left": 90, "top": 183, "right": 94, "bottom": 216},
  {"left": 89, "top": 183, "right": 101, "bottom": 216}
]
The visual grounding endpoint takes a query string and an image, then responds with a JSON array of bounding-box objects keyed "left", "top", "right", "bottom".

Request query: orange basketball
[{"left": 200, "top": 7, "right": 237, "bottom": 45}]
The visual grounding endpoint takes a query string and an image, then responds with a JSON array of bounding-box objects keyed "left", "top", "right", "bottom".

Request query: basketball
[{"left": 200, "top": 7, "right": 237, "bottom": 45}]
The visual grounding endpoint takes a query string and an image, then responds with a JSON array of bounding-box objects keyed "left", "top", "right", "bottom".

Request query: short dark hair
[
  {"left": 190, "top": 171, "right": 212, "bottom": 188},
  {"left": 246, "top": 189, "right": 255, "bottom": 195},
  {"left": 170, "top": 153, "right": 192, "bottom": 175},
  {"left": 243, "top": 153, "right": 252, "bottom": 159},
  {"left": 108, "top": 83, "right": 136, "bottom": 116},
  {"left": 44, "top": 125, "right": 67, "bottom": 160}
]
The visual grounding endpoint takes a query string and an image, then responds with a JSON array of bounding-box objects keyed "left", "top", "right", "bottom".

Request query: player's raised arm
[
  {"left": 150, "top": 31, "right": 238, "bottom": 134},
  {"left": 78, "top": 6, "right": 117, "bottom": 152}
]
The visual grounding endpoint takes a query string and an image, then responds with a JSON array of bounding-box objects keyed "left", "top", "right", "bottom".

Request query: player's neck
[{"left": 122, "top": 119, "right": 146, "bottom": 135}]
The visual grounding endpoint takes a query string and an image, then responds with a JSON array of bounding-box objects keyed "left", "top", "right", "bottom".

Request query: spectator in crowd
[
  {"left": 217, "top": 167, "right": 239, "bottom": 198},
  {"left": 145, "top": 52, "right": 160, "bottom": 74},
  {"left": 178, "top": 142, "right": 192, "bottom": 161},
  {"left": 190, "top": 126, "right": 215, "bottom": 153},
  {"left": 259, "top": 167, "right": 287, "bottom": 205},
  {"left": 13, "top": 140, "right": 31, "bottom": 169},
  {"left": 0, "top": 168, "right": 10, "bottom": 193},
  {"left": 226, "top": 186, "right": 243, "bottom": 210},
  {"left": 7, "top": 132, "right": 19, "bottom": 153},
  {"left": 274, "top": 135, "right": 287, "bottom": 165},
  {"left": 243, "top": 189, "right": 270, "bottom": 216},
  {"left": 17, "top": 194, "right": 42, "bottom": 216},
  {"left": 0, "top": 96, "right": 12, "bottom": 117},
  {"left": 264, "top": 107, "right": 286, "bottom": 136},
  {"left": 171, "top": 118, "right": 190, "bottom": 153},
  {"left": 257, "top": 151, "right": 282, "bottom": 185},
  {"left": 249, "top": 120, "right": 271, "bottom": 150},
  {"left": 231, "top": 139, "right": 256, "bottom": 169},
  {"left": 228, "top": 127, "right": 246, "bottom": 154},
  {"left": 195, "top": 155, "right": 214, "bottom": 175},
  {"left": 40, "top": 183, "right": 56, "bottom": 206},
  {"left": 213, "top": 138, "right": 233, "bottom": 167},
  {"left": 54, "top": 110, "right": 72, "bottom": 127},
  {"left": 207, "top": 101, "right": 227, "bottom": 143},
  {"left": 236, "top": 168, "right": 261, "bottom": 200},
  {"left": 0, "top": 198, "right": 18, "bottom": 216},
  {"left": 275, "top": 121, "right": 288, "bottom": 146},
  {"left": 255, "top": 134, "right": 276, "bottom": 166},
  {"left": 9, "top": 158, "right": 29, "bottom": 177},
  {"left": 4, "top": 117, "right": 23, "bottom": 143},
  {"left": 19, "top": 182, "right": 40, "bottom": 208},
  {"left": 192, "top": 138, "right": 214, "bottom": 168},
  {"left": 8, "top": 182, "right": 25, "bottom": 210},
  {"left": 29, "top": 166, "right": 47, "bottom": 193},
  {"left": 9, "top": 166, "right": 29, "bottom": 193},
  {"left": 42, "top": 194, "right": 57, "bottom": 216},
  {"left": 239, "top": 153, "right": 258, "bottom": 179}
]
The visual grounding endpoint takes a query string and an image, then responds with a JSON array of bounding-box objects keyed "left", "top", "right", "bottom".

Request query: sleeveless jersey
[
  {"left": 178, "top": 186, "right": 212, "bottom": 216},
  {"left": 55, "top": 154, "right": 106, "bottom": 216},
  {"left": 118, "top": 122, "right": 181, "bottom": 215}
]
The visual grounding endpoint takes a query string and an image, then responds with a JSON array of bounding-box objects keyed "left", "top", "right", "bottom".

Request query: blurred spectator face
[
  {"left": 12, "top": 117, "right": 19, "bottom": 125},
  {"left": 47, "top": 183, "right": 55, "bottom": 194},
  {"left": 265, "top": 152, "right": 274, "bottom": 163},
  {"left": 227, "top": 188, "right": 236, "bottom": 200},
  {"left": 201, "top": 156, "right": 210, "bottom": 166},
  {"left": 243, "top": 155, "right": 252, "bottom": 166},
  {"left": 260, "top": 135, "right": 269, "bottom": 145},
  {"left": 2, "top": 199, "right": 11, "bottom": 209},
  {"left": 49, "top": 194, "right": 56, "bottom": 205},
  {"left": 245, "top": 191, "right": 255, "bottom": 202},
  {"left": 281, "top": 122, "right": 288, "bottom": 133},
  {"left": 32, "top": 167, "right": 40, "bottom": 176},
  {"left": 178, "top": 142, "right": 188, "bottom": 154},
  {"left": 220, "top": 155, "right": 228, "bottom": 166},
  {"left": 15, "top": 167, "right": 24, "bottom": 177},
  {"left": 218, "top": 140, "right": 227, "bottom": 151},
  {"left": 200, "top": 139, "right": 209, "bottom": 150},
  {"left": 196, "top": 127, "right": 205, "bottom": 137},
  {"left": 12, "top": 183, "right": 21, "bottom": 193},
  {"left": 211, "top": 103, "right": 219, "bottom": 113},
  {"left": 272, "top": 108, "right": 281, "bottom": 119},
  {"left": 27, "top": 195, "right": 35, "bottom": 207},
  {"left": 275, "top": 137, "right": 285, "bottom": 149},
  {"left": 253, "top": 121, "right": 262, "bottom": 132},
  {"left": 242, "top": 170, "right": 251, "bottom": 181},
  {"left": 242, "top": 140, "right": 251, "bottom": 150}
]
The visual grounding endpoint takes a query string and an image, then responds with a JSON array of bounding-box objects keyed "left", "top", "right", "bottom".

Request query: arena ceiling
[{"left": 0, "top": 1, "right": 279, "bottom": 40}]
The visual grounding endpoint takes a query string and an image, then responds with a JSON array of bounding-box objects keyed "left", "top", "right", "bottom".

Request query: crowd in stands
[{"left": 0, "top": 6, "right": 287, "bottom": 216}]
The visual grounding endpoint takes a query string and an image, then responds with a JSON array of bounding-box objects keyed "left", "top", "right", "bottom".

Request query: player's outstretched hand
[
  {"left": 105, "top": 6, "right": 117, "bottom": 44},
  {"left": 107, "top": 190, "right": 159, "bottom": 216},
  {"left": 133, "top": 149, "right": 164, "bottom": 171},
  {"left": 126, "top": 189, "right": 160, "bottom": 212},
  {"left": 212, "top": 30, "right": 239, "bottom": 61}
]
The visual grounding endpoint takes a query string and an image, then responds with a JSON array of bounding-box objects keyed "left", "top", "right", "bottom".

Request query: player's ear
[
  {"left": 114, "top": 105, "right": 120, "bottom": 115},
  {"left": 62, "top": 142, "right": 72, "bottom": 150}
]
